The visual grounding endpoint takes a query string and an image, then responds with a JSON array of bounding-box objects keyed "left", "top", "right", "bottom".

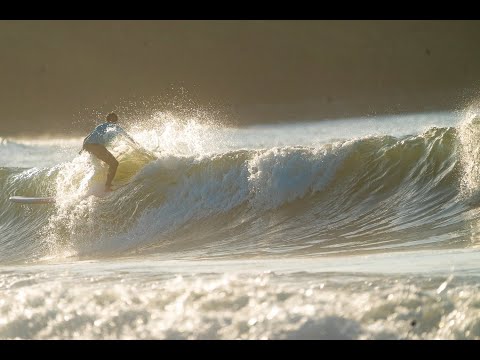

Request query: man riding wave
[{"left": 80, "top": 113, "right": 136, "bottom": 192}]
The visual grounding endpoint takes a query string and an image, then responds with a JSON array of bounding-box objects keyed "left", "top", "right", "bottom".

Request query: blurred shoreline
[
  {"left": 1, "top": 20, "right": 479, "bottom": 136},
  {"left": 1, "top": 87, "right": 469, "bottom": 137}
]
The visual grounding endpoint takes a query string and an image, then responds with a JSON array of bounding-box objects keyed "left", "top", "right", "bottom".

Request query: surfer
[{"left": 80, "top": 113, "right": 137, "bottom": 192}]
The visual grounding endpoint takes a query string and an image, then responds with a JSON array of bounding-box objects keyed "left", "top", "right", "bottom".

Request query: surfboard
[{"left": 9, "top": 196, "right": 56, "bottom": 204}]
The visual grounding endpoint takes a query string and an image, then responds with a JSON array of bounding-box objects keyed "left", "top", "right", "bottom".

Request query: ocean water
[{"left": 2, "top": 110, "right": 480, "bottom": 339}]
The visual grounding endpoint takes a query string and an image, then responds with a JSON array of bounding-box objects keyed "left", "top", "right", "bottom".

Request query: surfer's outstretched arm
[
  {"left": 124, "top": 133, "right": 139, "bottom": 147},
  {"left": 119, "top": 129, "right": 156, "bottom": 158},
  {"left": 114, "top": 125, "right": 138, "bottom": 146}
]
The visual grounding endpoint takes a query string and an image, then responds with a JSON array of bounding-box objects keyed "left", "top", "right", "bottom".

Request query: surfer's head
[{"left": 106, "top": 113, "right": 118, "bottom": 123}]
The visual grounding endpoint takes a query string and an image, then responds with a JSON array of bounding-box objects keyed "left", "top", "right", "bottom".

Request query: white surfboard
[{"left": 9, "top": 196, "right": 56, "bottom": 204}]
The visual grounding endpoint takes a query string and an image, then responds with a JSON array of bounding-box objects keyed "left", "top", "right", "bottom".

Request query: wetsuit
[{"left": 82, "top": 122, "right": 134, "bottom": 189}]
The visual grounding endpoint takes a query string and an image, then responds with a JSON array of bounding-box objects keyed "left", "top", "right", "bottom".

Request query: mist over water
[{"left": 2, "top": 110, "right": 480, "bottom": 339}]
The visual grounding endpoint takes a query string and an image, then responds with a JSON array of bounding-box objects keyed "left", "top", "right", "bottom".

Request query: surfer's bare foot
[{"left": 105, "top": 185, "right": 112, "bottom": 192}]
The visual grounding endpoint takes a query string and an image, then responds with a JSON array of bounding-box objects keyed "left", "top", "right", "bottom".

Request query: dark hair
[{"left": 107, "top": 113, "right": 118, "bottom": 122}]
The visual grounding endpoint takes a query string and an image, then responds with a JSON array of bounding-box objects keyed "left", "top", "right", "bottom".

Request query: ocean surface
[{"left": 2, "top": 110, "right": 480, "bottom": 339}]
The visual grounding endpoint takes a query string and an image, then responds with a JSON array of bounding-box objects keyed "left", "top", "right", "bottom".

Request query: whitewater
[{"left": 1, "top": 110, "right": 480, "bottom": 339}]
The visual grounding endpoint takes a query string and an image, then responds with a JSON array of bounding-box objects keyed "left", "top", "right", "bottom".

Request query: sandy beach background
[{"left": 1, "top": 20, "right": 479, "bottom": 135}]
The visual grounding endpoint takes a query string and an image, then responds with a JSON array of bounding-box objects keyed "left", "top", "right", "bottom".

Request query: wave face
[{"left": 2, "top": 112, "right": 480, "bottom": 264}]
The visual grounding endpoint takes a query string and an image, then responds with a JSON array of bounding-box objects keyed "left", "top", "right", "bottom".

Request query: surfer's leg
[
  {"left": 104, "top": 157, "right": 119, "bottom": 190},
  {"left": 83, "top": 144, "right": 119, "bottom": 189}
]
